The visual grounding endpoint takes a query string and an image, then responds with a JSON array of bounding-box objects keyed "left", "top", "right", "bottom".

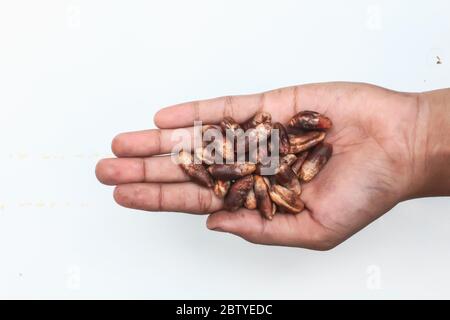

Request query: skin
[{"left": 95, "top": 82, "right": 450, "bottom": 250}]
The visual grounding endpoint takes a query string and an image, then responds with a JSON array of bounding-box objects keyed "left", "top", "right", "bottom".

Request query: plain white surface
[{"left": 0, "top": 0, "right": 449, "bottom": 299}]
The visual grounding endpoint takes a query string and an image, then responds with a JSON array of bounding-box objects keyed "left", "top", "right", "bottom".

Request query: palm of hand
[{"left": 96, "top": 82, "right": 419, "bottom": 250}]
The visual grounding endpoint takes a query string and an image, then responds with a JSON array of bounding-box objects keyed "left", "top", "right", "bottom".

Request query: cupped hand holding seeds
[{"left": 96, "top": 83, "right": 450, "bottom": 250}]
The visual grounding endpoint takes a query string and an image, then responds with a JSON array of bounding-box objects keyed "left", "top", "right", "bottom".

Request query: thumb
[{"left": 206, "top": 209, "right": 333, "bottom": 249}]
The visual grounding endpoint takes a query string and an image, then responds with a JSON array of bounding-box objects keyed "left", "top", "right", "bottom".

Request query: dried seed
[
  {"left": 246, "top": 124, "right": 272, "bottom": 146},
  {"left": 177, "top": 151, "right": 214, "bottom": 188},
  {"left": 263, "top": 176, "right": 272, "bottom": 187},
  {"left": 219, "top": 137, "right": 236, "bottom": 162},
  {"left": 242, "top": 112, "right": 272, "bottom": 130},
  {"left": 255, "top": 153, "right": 296, "bottom": 175},
  {"left": 202, "top": 124, "right": 222, "bottom": 133},
  {"left": 269, "top": 184, "right": 304, "bottom": 214},
  {"left": 291, "top": 151, "right": 308, "bottom": 175},
  {"left": 221, "top": 117, "right": 243, "bottom": 137},
  {"left": 255, "top": 142, "right": 271, "bottom": 164},
  {"left": 208, "top": 163, "right": 256, "bottom": 180},
  {"left": 254, "top": 163, "right": 263, "bottom": 175},
  {"left": 254, "top": 175, "right": 274, "bottom": 220},
  {"left": 285, "top": 176, "right": 302, "bottom": 195},
  {"left": 289, "top": 110, "right": 332, "bottom": 130},
  {"left": 281, "top": 154, "right": 297, "bottom": 166},
  {"left": 255, "top": 123, "right": 273, "bottom": 139},
  {"left": 201, "top": 125, "right": 234, "bottom": 163},
  {"left": 224, "top": 175, "right": 254, "bottom": 211},
  {"left": 273, "top": 122, "right": 290, "bottom": 155},
  {"left": 244, "top": 188, "right": 257, "bottom": 210},
  {"left": 299, "top": 143, "right": 333, "bottom": 182},
  {"left": 253, "top": 112, "right": 272, "bottom": 125},
  {"left": 213, "top": 180, "right": 231, "bottom": 198},
  {"left": 201, "top": 125, "right": 223, "bottom": 146},
  {"left": 194, "top": 147, "right": 216, "bottom": 165},
  {"left": 275, "top": 162, "right": 296, "bottom": 185},
  {"left": 243, "top": 112, "right": 272, "bottom": 144},
  {"left": 275, "top": 162, "right": 302, "bottom": 195},
  {"left": 288, "top": 131, "right": 326, "bottom": 154}
]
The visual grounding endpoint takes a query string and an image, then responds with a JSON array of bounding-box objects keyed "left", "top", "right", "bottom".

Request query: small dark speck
[
  {"left": 436, "top": 56, "right": 442, "bottom": 64},
  {"left": 19, "top": 273, "right": 23, "bottom": 277}
]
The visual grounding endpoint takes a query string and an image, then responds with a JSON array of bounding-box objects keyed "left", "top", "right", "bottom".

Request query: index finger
[
  {"left": 154, "top": 93, "right": 264, "bottom": 129},
  {"left": 152, "top": 83, "right": 348, "bottom": 129}
]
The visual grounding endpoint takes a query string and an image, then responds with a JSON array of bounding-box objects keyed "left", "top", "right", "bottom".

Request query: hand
[{"left": 96, "top": 82, "right": 449, "bottom": 250}]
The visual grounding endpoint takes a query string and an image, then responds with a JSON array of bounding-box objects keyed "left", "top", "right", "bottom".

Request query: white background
[{"left": 0, "top": 0, "right": 449, "bottom": 299}]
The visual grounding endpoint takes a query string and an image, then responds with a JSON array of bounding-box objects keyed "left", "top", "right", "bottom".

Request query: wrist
[{"left": 408, "top": 89, "right": 450, "bottom": 198}]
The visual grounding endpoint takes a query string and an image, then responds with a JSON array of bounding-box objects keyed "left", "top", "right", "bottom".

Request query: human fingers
[{"left": 113, "top": 182, "right": 223, "bottom": 214}]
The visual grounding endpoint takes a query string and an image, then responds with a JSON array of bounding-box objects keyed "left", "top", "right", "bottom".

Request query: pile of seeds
[{"left": 177, "top": 111, "right": 333, "bottom": 220}]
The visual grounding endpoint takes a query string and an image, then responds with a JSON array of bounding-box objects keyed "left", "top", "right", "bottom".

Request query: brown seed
[
  {"left": 255, "top": 153, "right": 296, "bottom": 175},
  {"left": 246, "top": 124, "right": 272, "bottom": 146},
  {"left": 177, "top": 151, "right": 214, "bottom": 188},
  {"left": 221, "top": 117, "right": 243, "bottom": 137},
  {"left": 194, "top": 147, "right": 215, "bottom": 165},
  {"left": 281, "top": 154, "right": 297, "bottom": 166},
  {"left": 195, "top": 137, "right": 235, "bottom": 164},
  {"left": 255, "top": 142, "right": 271, "bottom": 164},
  {"left": 239, "top": 113, "right": 273, "bottom": 159},
  {"left": 254, "top": 163, "right": 263, "bottom": 175},
  {"left": 254, "top": 175, "right": 274, "bottom": 220},
  {"left": 273, "top": 122, "right": 290, "bottom": 155},
  {"left": 291, "top": 151, "right": 308, "bottom": 175},
  {"left": 244, "top": 188, "right": 257, "bottom": 210},
  {"left": 263, "top": 176, "right": 272, "bottom": 188},
  {"left": 269, "top": 184, "right": 304, "bottom": 214},
  {"left": 201, "top": 124, "right": 223, "bottom": 139},
  {"left": 288, "top": 131, "right": 326, "bottom": 154},
  {"left": 243, "top": 112, "right": 272, "bottom": 144},
  {"left": 224, "top": 175, "right": 254, "bottom": 211},
  {"left": 201, "top": 125, "right": 223, "bottom": 147},
  {"left": 289, "top": 110, "right": 332, "bottom": 130},
  {"left": 201, "top": 125, "right": 234, "bottom": 163},
  {"left": 242, "top": 112, "right": 272, "bottom": 130},
  {"left": 208, "top": 163, "right": 256, "bottom": 180},
  {"left": 299, "top": 143, "right": 333, "bottom": 182},
  {"left": 256, "top": 122, "right": 273, "bottom": 138},
  {"left": 285, "top": 177, "right": 302, "bottom": 195},
  {"left": 213, "top": 180, "right": 231, "bottom": 198},
  {"left": 274, "top": 162, "right": 296, "bottom": 185},
  {"left": 274, "top": 162, "right": 302, "bottom": 195},
  {"left": 219, "top": 137, "right": 236, "bottom": 162}
]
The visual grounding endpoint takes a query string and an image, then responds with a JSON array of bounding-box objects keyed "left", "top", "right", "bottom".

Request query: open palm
[{"left": 96, "top": 82, "right": 420, "bottom": 250}]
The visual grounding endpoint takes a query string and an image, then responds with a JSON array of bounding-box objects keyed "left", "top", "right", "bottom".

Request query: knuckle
[
  {"left": 197, "top": 189, "right": 213, "bottom": 213},
  {"left": 192, "top": 101, "right": 200, "bottom": 122},
  {"left": 156, "top": 184, "right": 164, "bottom": 211},
  {"left": 152, "top": 129, "right": 162, "bottom": 155},
  {"left": 222, "top": 95, "right": 234, "bottom": 118}
]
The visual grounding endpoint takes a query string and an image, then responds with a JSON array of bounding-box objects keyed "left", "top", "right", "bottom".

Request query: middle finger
[{"left": 96, "top": 156, "right": 190, "bottom": 185}]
